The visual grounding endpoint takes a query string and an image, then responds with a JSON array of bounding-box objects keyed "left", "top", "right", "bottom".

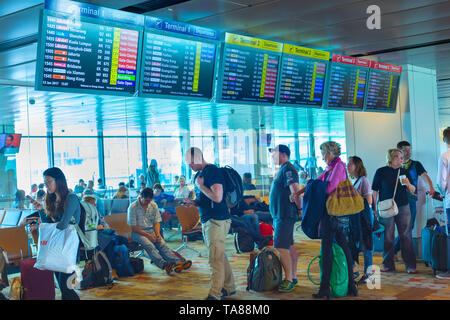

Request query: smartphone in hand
[{"left": 26, "top": 195, "right": 37, "bottom": 204}]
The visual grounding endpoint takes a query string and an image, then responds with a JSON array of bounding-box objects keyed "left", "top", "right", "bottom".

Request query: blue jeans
[
  {"left": 446, "top": 208, "right": 450, "bottom": 233},
  {"left": 395, "top": 195, "right": 417, "bottom": 253},
  {"left": 132, "top": 228, "right": 183, "bottom": 269},
  {"left": 381, "top": 205, "right": 416, "bottom": 270},
  {"left": 359, "top": 209, "right": 374, "bottom": 274},
  {"left": 320, "top": 214, "right": 354, "bottom": 292}
]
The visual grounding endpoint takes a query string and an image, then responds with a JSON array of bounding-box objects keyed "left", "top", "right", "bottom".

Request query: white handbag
[
  {"left": 34, "top": 223, "right": 80, "bottom": 274},
  {"left": 378, "top": 169, "right": 400, "bottom": 219}
]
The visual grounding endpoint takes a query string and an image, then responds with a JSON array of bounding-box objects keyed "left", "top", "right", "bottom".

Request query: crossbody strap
[
  {"left": 377, "top": 168, "right": 400, "bottom": 207},
  {"left": 392, "top": 168, "right": 400, "bottom": 199}
]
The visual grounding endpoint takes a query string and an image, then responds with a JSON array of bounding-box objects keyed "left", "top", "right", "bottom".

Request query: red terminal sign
[
  {"left": 332, "top": 54, "right": 371, "bottom": 68},
  {"left": 370, "top": 61, "right": 402, "bottom": 73}
]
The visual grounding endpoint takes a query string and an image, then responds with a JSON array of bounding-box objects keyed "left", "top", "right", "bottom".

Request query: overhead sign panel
[
  {"left": 35, "top": 0, "right": 144, "bottom": 96},
  {"left": 325, "top": 54, "right": 370, "bottom": 111},
  {"left": 217, "top": 33, "right": 283, "bottom": 104},
  {"left": 365, "top": 61, "right": 402, "bottom": 112},
  {"left": 139, "top": 17, "right": 218, "bottom": 100},
  {"left": 277, "top": 44, "right": 329, "bottom": 107}
]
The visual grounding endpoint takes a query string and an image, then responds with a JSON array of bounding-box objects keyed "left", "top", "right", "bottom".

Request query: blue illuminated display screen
[
  {"left": 326, "top": 64, "right": 368, "bottom": 110},
  {"left": 140, "top": 33, "right": 216, "bottom": 99}
]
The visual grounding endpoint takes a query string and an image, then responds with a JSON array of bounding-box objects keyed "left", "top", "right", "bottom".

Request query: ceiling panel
[
  {"left": 0, "top": 0, "right": 447, "bottom": 134},
  {"left": 147, "top": 0, "right": 243, "bottom": 22},
  {"left": 0, "top": 5, "right": 41, "bottom": 43},
  {"left": 0, "top": 0, "right": 42, "bottom": 17}
]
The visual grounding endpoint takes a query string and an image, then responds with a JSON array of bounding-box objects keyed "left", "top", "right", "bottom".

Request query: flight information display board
[
  {"left": 35, "top": 0, "right": 144, "bottom": 96},
  {"left": 217, "top": 33, "right": 283, "bottom": 104},
  {"left": 139, "top": 18, "right": 218, "bottom": 100},
  {"left": 365, "top": 61, "right": 402, "bottom": 112},
  {"left": 326, "top": 54, "right": 370, "bottom": 111},
  {"left": 278, "top": 44, "right": 329, "bottom": 107}
]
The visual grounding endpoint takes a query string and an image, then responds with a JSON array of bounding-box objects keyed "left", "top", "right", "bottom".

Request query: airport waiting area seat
[{"left": 174, "top": 206, "right": 202, "bottom": 257}]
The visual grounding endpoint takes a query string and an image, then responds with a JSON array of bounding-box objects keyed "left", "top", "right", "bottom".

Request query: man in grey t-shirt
[{"left": 269, "top": 145, "right": 302, "bottom": 293}]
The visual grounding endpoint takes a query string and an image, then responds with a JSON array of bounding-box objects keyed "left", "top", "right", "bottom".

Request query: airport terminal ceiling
[{"left": 0, "top": 0, "right": 449, "bottom": 132}]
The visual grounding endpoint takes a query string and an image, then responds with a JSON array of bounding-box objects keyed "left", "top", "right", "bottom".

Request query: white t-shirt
[{"left": 437, "top": 149, "right": 450, "bottom": 209}]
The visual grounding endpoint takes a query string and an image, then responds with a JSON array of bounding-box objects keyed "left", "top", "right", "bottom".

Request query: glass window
[
  {"left": 190, "top": 136, "right": 215, "bottom": 164},
  {"left": 13, "top": 137, "right": 49, "bottom": 196},
  {"left": 104, "top": 137, "right": 142, "bottom": 189},
  {"left": 274, "top": 136, "right": 297, "bottom": 161},
  {"left": 218, "top": 131, "right": 254, "bottom": 176},
  {"left": 53, "top": 137, "right": 99, "bottom": 190},
  {"left": 147, "top": 137, "right": 182, "bottom": 187}
]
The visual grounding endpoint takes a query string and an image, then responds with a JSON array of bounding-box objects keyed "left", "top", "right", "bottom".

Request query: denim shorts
[{"left": 273, "top": 218, "right": 296, "bottom": 249}]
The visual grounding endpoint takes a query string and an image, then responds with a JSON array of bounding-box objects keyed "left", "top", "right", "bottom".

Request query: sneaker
[
  {"left": 174, "top": 260, "right": 192, "bottom": 273},
  {"left": 292, "top": 278, "right": 300, "bottom": 287},
  {"left": 221, "top": 288, "right": 236, "bottom": 298},
  {"left": 356, "top": 273, "right": 369, "bottom": 286},
  {"left": 278, "top": 279, "right": 295, "bottom": 293},
  {"left": 406, "top": 268, "right": 417, "bottom": 274},
  {"left": 205, "top": 295, "right": 220, "bottom": 300},
  {"left": 164, "top": 262, "right": 175, "bottom": 275},
  {"left": 436, "top": 271, "right": 450, "bottom": 279}
]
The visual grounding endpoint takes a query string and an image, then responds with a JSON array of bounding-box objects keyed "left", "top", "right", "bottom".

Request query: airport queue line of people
[{"left": 7, "top": 127, "right": 450, "bottom": 301}]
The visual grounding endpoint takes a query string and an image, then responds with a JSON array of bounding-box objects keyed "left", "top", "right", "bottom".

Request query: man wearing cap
[{"left": 269, "top": 144, "right": 303, "bottom": 292}]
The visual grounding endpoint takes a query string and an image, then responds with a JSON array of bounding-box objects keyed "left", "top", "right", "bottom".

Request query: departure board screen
[
  {"left": 218, "top": 33, "right": 283, "bottom": 104},
  {"left": 36, "top": 0, "right": 144, "bottom": 96},
  {"left": 140, "top": 33, "right": 216, "bottom": 99},
  {"left": 365, "top": 61, "right": 402, "bottom": 112},
  {"left": 278, "top": 44, "right": 330, "bottom": 106},
  {"left": 326, "top": 54, "right": 370, "bottom": 110}
]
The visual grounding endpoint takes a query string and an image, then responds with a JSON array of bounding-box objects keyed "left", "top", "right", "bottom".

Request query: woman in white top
[
  {"left": 347, "top": 156, "right": 375, "bottom": 284},
  {"left": 173, "top": 175, "right": 190, "bottom": 199}
]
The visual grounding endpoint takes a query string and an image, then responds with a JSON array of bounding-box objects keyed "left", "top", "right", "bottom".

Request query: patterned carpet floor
[{"left": 3, "top": 223, "right": 450, "bottom": 300}]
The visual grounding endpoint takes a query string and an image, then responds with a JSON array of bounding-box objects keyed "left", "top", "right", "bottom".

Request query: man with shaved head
[{"left": 184, "top": 147, "right": 235, "bottom": 300}]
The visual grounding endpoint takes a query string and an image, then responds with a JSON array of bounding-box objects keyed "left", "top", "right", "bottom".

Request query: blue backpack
[{"left": 104, "top": 236, "right": 134, "bottom": 278}]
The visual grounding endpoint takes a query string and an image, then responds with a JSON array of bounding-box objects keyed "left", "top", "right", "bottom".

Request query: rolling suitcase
[
  {"left": 422, "top": 194, "right": 435, "bottom": 267},
  {"left": 20, "top": 258, "right": 55, "bottom": 300},
  {"left": 430, "top": 195, "right": 450, "bottom": 276}
]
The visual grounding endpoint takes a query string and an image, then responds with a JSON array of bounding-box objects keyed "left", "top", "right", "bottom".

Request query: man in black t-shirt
[
  {"left": 184, "top": 147, "right": 235, "bottom": 300},
  {"left": 397, "top": 141, "right": 436, "bottom": 228}
]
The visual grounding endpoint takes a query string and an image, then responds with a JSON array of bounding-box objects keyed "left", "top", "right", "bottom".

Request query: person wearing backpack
[
  {"left": 34, "top": 167, "right": 81, "bottom": 300},
  {"left": 268, "top": 145, "right": 303, "bottom": 293},
  {"left": 184, "top": 147, "right": 236, "bottom": 300}
]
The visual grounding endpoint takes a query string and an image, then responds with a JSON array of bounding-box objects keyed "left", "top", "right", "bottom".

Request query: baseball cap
[{"left": 269, "top": 144, "right": 291, "bottom": 157}]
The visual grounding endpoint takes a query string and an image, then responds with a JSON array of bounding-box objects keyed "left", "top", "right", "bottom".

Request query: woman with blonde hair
[
  {"left": 293, "top": 141, "right": 358, "bottom": 299},
  {"left": 372, "top": 148, "right": 417, "bottom": 273}
]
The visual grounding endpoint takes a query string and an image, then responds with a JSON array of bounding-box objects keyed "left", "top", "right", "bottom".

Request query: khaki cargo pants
[{"left": 202, "top": 218, "right": 235, "bottom": 299}]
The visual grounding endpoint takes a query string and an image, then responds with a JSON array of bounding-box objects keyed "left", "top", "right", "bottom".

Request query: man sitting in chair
[{"left": 127, "top": 188, "right": 192, "bottom": 275}]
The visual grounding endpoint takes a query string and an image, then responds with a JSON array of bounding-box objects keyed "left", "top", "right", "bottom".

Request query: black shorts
[{"left": 273, "top": 218, "right": 295, "bottom": 249}]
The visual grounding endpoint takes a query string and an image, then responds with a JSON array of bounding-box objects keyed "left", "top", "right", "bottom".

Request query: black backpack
[
  {"left": 194, "top": 165, "right": 244, "bottom": 209},
  {"left": 234, "top": 227, "right": 255, "bottom": 253},
  {"left": 80, "top": 251, "right": 114, "bottom": 290},
  {"left": 221, "top": 166, "right": 244, "bottom": 208}
]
